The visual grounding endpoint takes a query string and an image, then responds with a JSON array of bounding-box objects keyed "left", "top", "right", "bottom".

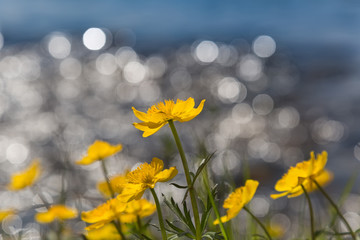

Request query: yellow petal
[
  {"left": 0, "top": 210, "right": 15, "bottom": 222},
  {"left": 36, "top": 205, "right": 77, "bottom": 223},
  {"left": 35, "top": 211, "right": 55, "bottom": 223},
  {"left": 178, "top": 99, "right": 206, "bottom": 122},
  {"left": 270, "top": 191, "right": 290, "bottom": 199},
  {"left": 216, "top": 179, "right": 258, "bottom": 224},
  {"left": 173, "top": 98, "right": 195, "bottom": 115},
  {"left": 150, "top": 157, "right": 164, "bottom": 174},
  {"left": 8, "top": 160, "right": 41, "bottom": 191},
  {"left": 132, "top": 107, "right": 150, "bottom": 122},
  {"left": 85, "top": 223, "right": 122, "bottom": 240},
  {"left": 213, "top": 215, "right": 230, "bottom": 225},
  {"left": 85, "top": 221, "right": 110, "bottom": 231},
  {"left": 97, "top": 173, "right": 128, "bottom": 198},
  {"left": 154, "top": 167, "right": 178, "bottom": 183},
  {"left": 242, "top": 180, "right": 259, "bottom": 204},
  {"left": 117, "top": 184, "right": 146, "bottom": 202},
  {"left": 133, "top": 122, "right": 166, "bottom": 137},
  {"left": 76, "top": 141, "right": 122, "bottom": 165}
]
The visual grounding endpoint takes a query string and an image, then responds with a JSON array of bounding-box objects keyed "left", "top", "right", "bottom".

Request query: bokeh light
[
  {"left": 82, "top": 28, "right": 106, "bottom": 50},
  {"left": 252, "top": 35, "right": 276, "bottom": 58}
]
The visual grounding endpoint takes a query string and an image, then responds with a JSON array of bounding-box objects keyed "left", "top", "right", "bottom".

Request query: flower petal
[
  {"left": 154, "top": 167, "right": 178, "bottom": 183},
  {"left": 178, "top": 99, "right": 205, "bottom": 122},
  {"left": 76, "top": 141, "right": 122, "bottom": 165},
  {"left": 133, "top": 122, "right": 166, "bottom": 137},
  {"left": 213, "top": 215, "right": 230, "bottom": 225},
  {"left": 242, "top": 180, "right": 259, "bottom": 204},
  {"left": 150, "top": 157, "right": 164, "bottom": 174},
  {"left": 132, "top": 107, "right": 150, "bottom": 122},
  {"left": 118, "top": 184, "right": 146, "bottom": 202},
  {"left": 8, "top": 160, "right": 41, "bottom": 191},
  {"left": 270, "top": 191, "right": 290, "bottom": 199}
]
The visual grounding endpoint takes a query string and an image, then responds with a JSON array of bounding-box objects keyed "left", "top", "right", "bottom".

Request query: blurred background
[{"left": 0, "top": 0, "right": 360, "bottom": 238}]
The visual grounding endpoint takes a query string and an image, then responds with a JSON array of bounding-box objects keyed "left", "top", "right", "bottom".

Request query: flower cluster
[{"left": 2, "top": 97, "right": 350, "bottom": 240}]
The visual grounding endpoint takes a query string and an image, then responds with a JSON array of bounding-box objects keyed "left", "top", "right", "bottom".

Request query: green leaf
[
  {"left": 182, "top": 152, "right": 215, "bottom": 203},
  {"left": 170, "top": 183, "right": 188, "bottom": 189},
  {"left": 202, "top": 231, "right": 224, "bottom": 240},
  {"left": 163, "top": 195, "right": 196, "bottom": 235}
]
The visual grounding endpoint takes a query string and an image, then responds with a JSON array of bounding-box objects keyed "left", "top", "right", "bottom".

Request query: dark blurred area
[{"left": 0, "top": 1, "right": 360, "bottom": 238}]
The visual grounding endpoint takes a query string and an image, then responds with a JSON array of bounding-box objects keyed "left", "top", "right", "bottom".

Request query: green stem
[
  {"left": 101, "top": 160, "right": 127, "bottom": 240},
  {"left": 243, "top": 206, "right": 273, "bottom": 240},
  {"left": 300, "top": 184, "right": 315, "bottom": 240},
  {"left": 203, "top": 171, "right": 229, "bottom": 240},
  {"left": 57, "top": 221, "right": 64, "bottom": 240},
  {"left": 112, "top": 221, "right": 127, "bottom": 240},
  {"left": 150, "top": 188, "right": 167, "bottom": 240},
  {"left": 168, "top": 120, "right": 201, "bottom": 240},
  {"left": 100, "top": 160, "right": 115, "bottom": 198},
  {"left": 312, "top": 179, "right": 356, "bottom": 240}
]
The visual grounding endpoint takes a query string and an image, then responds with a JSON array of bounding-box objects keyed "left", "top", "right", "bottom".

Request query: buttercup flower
[
  {"left": 97, "top": 171, "right": 129, "bottom": 198},
  {"left": 8, "top": 159, "right": 41, "bottom": 191},
  {"left": 119, "top": 158, "right": 178, "bottom": 202},
  {"left": 81, "top": 198, "right": 127, "bottom": 230},
  {"left": 35, "top": 205, "right": 78, "bottom": 223},
  {"left": 271, "top": 151, "right": 333, "bottom": 199},
  {"left": 85, "top": 223, "right": 123, "bottom": 240},
  {"left": 214, "top": 179, "right": 259, "bottom": 225},
  {"left": 76, "top": 140, "right": 122, "bottom": 165},
  {"left": 120, "top": 198, "right": 156, "bottom": 223},
  {"left": 132, "top": 97, "right": 205, "bottom": 137},
  {"left": 0, "top": 209, "right": 15, "bottom": 222},
  {"left": 81, "top": 198, "right": 155, "bottom": 230}
]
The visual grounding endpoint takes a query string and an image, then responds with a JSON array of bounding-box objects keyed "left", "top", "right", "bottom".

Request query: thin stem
[
  {"left": 100, "top": 160, "right": 127, "bottom": 240},
  {"left": 243, "top": 206, "right": 273, "bottom": 240},
  {"left": 168, "top": 120, "right": 201, "bottom": 240},
  {"left": 203, "top": 171, "right": 229, "bottom": 240},
  {"left": 112, "top": 221, "right": 127, "bottom": 240},
  {"left": 100, "top": 160, "right": 115, "bottom": 198},
  {"left": 150, "top": 188, "right": 167, "bottom": 240},
  {"left": 300, "top": 184, "right": 315, "bottom": 240},
  {"left": 312, "top": 179, "right": 356, "bottom": 240}
]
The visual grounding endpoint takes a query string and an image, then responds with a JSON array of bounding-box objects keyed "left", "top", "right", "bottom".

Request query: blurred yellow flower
[
  {"left": 8, "top": 159, "right": 41, "bottom": 191},
  {"left": 97, "top": 171, "right": 129, "bottom": 198},
  {"left": 271, "top": 151, "right": 333, "bottom": 199},
  {"left": 214, "top": 180, "right": 259, "bottom": 225},
  {"left": 120, "top": 198, "right": 156, "bottom": 223},
  {"left": 119, "top": 158, "right": 178, "bottom": 202},
  {"left": 132, "top": 97, "right": 205, "bottom": 137},
  {"left": 0, "top": 209, "right": 15, "bottom": 222},
  {"left": 82, "top": 198, "right": 127, "bottom": 230},
  {"left": 76, "top": 140, "right": 122, "bottom": 165},
  {"left": 85, "top": 223, "right": 123, "bottom": 240},
  {"left": 35, "top": 205, "right": 78, "bottom": 223},
  {"left": 81, "top": 198, "right": 155, "bottom": 231}
]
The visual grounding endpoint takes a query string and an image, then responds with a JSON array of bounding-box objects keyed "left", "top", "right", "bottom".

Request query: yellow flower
[
  {"left": 0, "top": 209, "right": 15, "bottom": 222},
  {"left": 120, "top": 199, "right": 156, "bottom": 223},
  {"left": 119, "top": 158, "right": 178, "bottom": 202},
  {"left": 81, "top": 198, "right": 155, "bottom": 231},
  {"left": 8, "top": 159, "right": 41, "bottom": 191},
  {"left": 214, "top": 180, "right": 259, "bottom": 225},
  {"left": 76, "top": 140, "right": 123, "bottom": 165},
  {"left": 271, "top": 151, "right": 333, "bottom": 199},
  {"left": 132, "top": 97, "right": 205, "bottom": 137},
  {"left": 81, "top": 198, "right": 127, "bottom": 230},
  {"left": 85, "top": 223, "right": 123, "bottom": 240},
  {"left": 35, "top": 205, "right": 78, "bottom": 223},
  {"left": 97, "top": 171, "right": 129, "bottom": 198}
]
